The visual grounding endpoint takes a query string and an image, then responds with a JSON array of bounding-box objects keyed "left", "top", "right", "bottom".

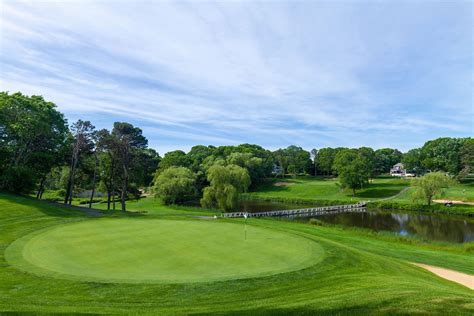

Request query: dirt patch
[
  {"left": 433, "top": 199, "right": 474, "bottom": 206},
  {"left": 274, "top": 182, "right": 295, "bottom": 187},
  {"left": 413, "top": 263, "right": 474, "bottom": 290}
]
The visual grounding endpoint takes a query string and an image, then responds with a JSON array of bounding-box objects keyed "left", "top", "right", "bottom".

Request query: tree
[
  {"left": 201, "top": 164, "right": 250, "bottom": 211},
  {"left": 64, "top": 120, "right": 95, "bottom": 204},
  {"left": 158, "top": 150, "right": 190, "bottom": 171},
  {"left": 420, "top": 137, "right": 466, "bottom": 174},
  {"left": 358, "top": 147, "right": 375, "bottom": 180},
  {"left": 273, "top": 146, "right": 311, "bottom": 176},
  {"left": 111, "top": 122, "right": 148, "bottom": 211},
  {"left": 315, "top": 147, "right": 348, "bottom": 176},
  {"left": 0, "top": 92, "right": 69, "bottom": 193},
  {"left": 187, "top": 145, "right": 215, "bottom": 171},
  {"left": 131, "top": 148, "right": 160, "bottom": 188},
  {"left": 316, "top": 148, "right": 336, "bottom": 175},
  {"left": 96, "top": 129, "right": 120, "bottom": 210},
  {"left": 273, "top": 149, "right": 289, "bottom": 176},
  {"left": 374, "top": 148, "right": 402, "bottom": 174},
  {"left": 311, "top": 149, "right": 318, "bottom": 176},
  {"left": 411, "top": 172, "right": 455, "bottom": 206},
  {"left": 402, "top": 148, "right": 424, "bottom": 175},
  {"left": 226, "top": 152, "right": 264, "bottom": 186},
  {"left": 459, "top": 139, "right": 474, "bottom": 179},
  {"left": 333, "top": 149, "right": 370, "bottom": 196},
  {"left": 153, "top": 167, "right": 196, "bottom": 204},
  {"left": 88, "top": 129, "right": 109, "bottom": 208}
]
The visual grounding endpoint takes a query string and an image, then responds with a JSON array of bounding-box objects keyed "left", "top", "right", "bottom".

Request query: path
[
  {"left": 413, "top": 263, "right": 474, "bottom": 290},
  {"left": 376, "top": 187, "right": 410, "bottom": 202}
]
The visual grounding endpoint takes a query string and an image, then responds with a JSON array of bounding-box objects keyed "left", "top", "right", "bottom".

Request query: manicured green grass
[
  {"left": 248, "top": 176, "right": 410, "bottom": 202},
  {"left": 7, "top": 219, "right": 322, "bottom": 283},
  {"left": 390, "top": 182, "right": 474, "bottom": 203},
  {"left": 444, "top": 183, "right": 474, "bottom": 202},
  {"left": 1, "top": 192, "right": 473, "bottom": 314},
  {"left": 370, "top": 181, "right": 474, "bottom": 215}
]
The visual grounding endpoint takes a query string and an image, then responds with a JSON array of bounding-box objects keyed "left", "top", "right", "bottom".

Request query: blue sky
[{"left": 1, "top": 1, "right": 472, "bottom": 154}]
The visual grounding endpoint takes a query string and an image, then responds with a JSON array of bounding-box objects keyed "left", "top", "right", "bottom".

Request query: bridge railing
[{"left": 221, "top": 202, "right": 367, "bottom": 218}]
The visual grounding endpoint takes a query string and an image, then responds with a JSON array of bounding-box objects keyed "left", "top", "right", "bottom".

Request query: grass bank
[{"left": 247, "top": 176, "right": 409, "bottom": 202}]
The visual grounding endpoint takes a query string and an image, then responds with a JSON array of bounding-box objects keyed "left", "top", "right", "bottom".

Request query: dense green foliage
[
  {"left": 374, "top": 148, "right": 403, "bottom": 174},
  {"left": 153, "top": 167, "right": 196, "bottom": 204},
  {"left": 420, "top": 137, "right": 467, "bottom": 175},
  {"left": 1, "top": 193, "right": 473, "bottom": 314},
  {"left": 333, "top": 149, "right": 370, "bottom": 195},
  {"left": 0, "top": 92, "right": 69, "bottom": 193},
  {"left": 459, "top": 138, "right": 474, "bottom": 180},
  {"left": 411, "top": 172, "right": 456, "bottom": 206},
  {"left": 402, "top": 148, "right": 424, "bottom": 174},
  {"left": 273, "top": 145, "right": 312, "bottom": 175},
  {"left": 201, "top": 164, "right": 251, "bottom": 210}
]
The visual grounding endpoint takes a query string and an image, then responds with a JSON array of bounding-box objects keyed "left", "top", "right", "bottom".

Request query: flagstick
[
  {"left": 245, "top": 217, "right": 247, "bottom": 241},
  {"left": 244, "top": 212, "right": 248, "bottom": 241}
]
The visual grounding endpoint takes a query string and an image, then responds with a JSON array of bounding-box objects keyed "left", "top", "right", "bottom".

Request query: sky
[{"left": 0, "top": 0, "right": 472, "bottom": 154}]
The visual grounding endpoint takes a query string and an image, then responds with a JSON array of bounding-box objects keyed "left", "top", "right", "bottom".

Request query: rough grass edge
[{"left": 367, "top": 201, "right": 474, "bottom": 216}]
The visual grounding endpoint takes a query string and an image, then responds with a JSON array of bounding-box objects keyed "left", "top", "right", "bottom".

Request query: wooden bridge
[{"left": 221, "top": 202, "right": 368, "bottom": 218}]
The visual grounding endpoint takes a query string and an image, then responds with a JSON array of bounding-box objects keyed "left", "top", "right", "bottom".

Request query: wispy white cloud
[{"left": 1, "top": 0, "right": 472, "bottom": 153}]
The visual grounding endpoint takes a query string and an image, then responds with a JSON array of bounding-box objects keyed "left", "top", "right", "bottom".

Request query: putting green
[{"left": 6, "top": 219, "right": 323, "bottom": 283}]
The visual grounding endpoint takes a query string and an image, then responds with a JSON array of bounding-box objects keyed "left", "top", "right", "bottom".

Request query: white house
[{"left": 390, "top": 163, "right": 406, "bottom": 177}]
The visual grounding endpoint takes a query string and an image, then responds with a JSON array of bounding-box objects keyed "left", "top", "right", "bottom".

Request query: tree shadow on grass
[
  {"left": 355, "top": 189, "right": 402, "bottom": 198},
  {"left": 0, "top": 192, "right": 101, "bottom": 219}
]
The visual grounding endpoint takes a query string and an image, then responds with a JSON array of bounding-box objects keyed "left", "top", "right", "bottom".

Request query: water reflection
[
  {"left": 312, "top": 211, "right": 474, "bottom": 243},
  {"left": 238, "top": 200, "right": 474, "bottom": 243}
]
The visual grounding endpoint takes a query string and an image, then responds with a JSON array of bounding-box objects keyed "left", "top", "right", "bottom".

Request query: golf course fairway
[{"left": 6, "top": 219, "right": 323, "bottom": 283}]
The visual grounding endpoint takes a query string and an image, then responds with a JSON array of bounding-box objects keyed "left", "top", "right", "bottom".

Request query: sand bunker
[
  {"left": 413, "top": 263, "right": 474, "bottom": 290},
  {"left": 274, "top": 182, "right": 295, "bottom": 187},
  {"left": 433, "top": 199, "right": 474, "bottom": 206}
]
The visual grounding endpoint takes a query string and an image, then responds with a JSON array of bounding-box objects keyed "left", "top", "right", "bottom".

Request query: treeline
[
  {"left": 0, "top": 92, "right": 159, "bottom": 211},
  {"left": 1, "top": 92, "right": 472, "bottom": 211}
]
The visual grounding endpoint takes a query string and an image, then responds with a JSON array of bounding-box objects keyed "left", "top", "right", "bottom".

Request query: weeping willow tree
[
  {"left": 411, "top": 172, "right": 456, "bottom": 206},
  {"left": 201, "top": 164, "right": 250, "bottom": 211}
]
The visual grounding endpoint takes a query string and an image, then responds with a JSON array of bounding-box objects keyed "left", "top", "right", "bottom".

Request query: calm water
[{"left": 237, "top": 200, "right": 474, "bottom": 244}]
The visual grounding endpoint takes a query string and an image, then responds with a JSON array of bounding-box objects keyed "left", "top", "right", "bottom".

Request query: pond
[{"left": 237, "top": 200, "right": 474, "bottom": 244}]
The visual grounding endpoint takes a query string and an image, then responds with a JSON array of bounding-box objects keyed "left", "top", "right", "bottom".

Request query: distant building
[
  {"left": 272, "top": 164, "right": 284, "bottom": 175},
  {"left": 390, "top": 163, "right": 406, "bottom": 177}
]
